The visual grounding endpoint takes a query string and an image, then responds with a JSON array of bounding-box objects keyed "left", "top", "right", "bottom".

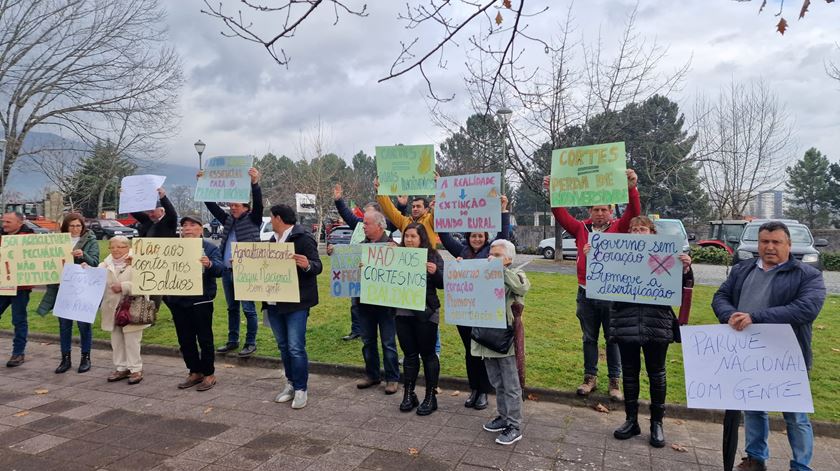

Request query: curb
[{"left": 6, "top": 330, "right": 840, "bottom": 438}]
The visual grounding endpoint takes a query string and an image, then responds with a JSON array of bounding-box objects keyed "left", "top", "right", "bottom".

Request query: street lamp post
[
  {"left": 194, "top": 139, "right": 206, "bottom": 170},
  {"left": 495, "top": 108, "right": 512, "bottom": 195}
]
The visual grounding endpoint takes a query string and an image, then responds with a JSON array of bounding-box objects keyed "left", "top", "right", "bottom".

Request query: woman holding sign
[
  {"left": 395, "top": 223, "right": 444, "bottom": 415},
  {"left": 37, "top": 214, "right": 100, "bottom": 374},
  {"left": 437, "top": 195, "right": 511, "bottom": 410},
  {"left": 588, "top": 216, "right": 693, "bottom": 448}
]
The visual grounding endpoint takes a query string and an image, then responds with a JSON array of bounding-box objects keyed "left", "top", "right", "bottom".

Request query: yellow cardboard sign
[
  {"left": 1, "top": 233, "right": 72, "bottom": 287},
  {"left": 0, "top": 249, "right": 15, "bottom": 295},
  {"left": 131, "top": 238, "right": 203, "bottom": 296},
  {"left": 232, "top": 242, "right": 300, "bottom": 303}
]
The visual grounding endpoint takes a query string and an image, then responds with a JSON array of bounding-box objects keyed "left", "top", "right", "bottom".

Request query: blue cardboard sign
[
  {"left": 435, "top": 172, "right": 502, "bottom": 233},
  {"left": 443, "top": 258, "right": 506, "bottom": 328},
  {"left": 330, "top": 245, "right": 362, "bottom": 298}
]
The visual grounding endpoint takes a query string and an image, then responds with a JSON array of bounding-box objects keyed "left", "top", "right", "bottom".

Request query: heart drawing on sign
[
  {"left": 648, "top": 254, "right": 675, "bottom": 276},
  {"left": 494, "top": 288, "right": 505, "bottom": 299}
]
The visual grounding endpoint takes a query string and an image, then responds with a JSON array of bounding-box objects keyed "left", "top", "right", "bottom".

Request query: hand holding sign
[{"left": 119, "top": 175, "right": 166, "bottom": 214}]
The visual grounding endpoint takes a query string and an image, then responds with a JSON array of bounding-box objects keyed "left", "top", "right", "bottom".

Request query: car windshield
[
  {"left": 654, "top": 221, "right": 685, "bottom": 238},
  {"left": 100, "top": 220, "right": 124, "bottom": 228},
  {"left": 742, "top": 225, "right": 812, "bottom": 244}
]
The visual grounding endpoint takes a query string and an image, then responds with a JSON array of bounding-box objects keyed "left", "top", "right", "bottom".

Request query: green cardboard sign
[
  {"left": 360, "top": 245, "right": 427, "bottom": 311},
  {"left": 375, "top": 145, "right": 435, "bottom": 195},
  {"left": 549, "top": 142, "right": 628, "bottom": 207}
]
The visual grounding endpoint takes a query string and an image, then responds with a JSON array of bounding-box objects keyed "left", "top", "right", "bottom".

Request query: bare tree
[
  {"left": 732, "top": 0, "right": 835, "bottom": 34},
  {"left": 0, "top": 0, "right": 182, "bottom": 196},
  {"left": 292, "top": 121, "right": 347, "bottom": 239},
  {"left": 169, "top": 184, "right": 200, "bottom": 217},
  {"left": 693, "top": 80, "right": 795, "bottom": 219}
]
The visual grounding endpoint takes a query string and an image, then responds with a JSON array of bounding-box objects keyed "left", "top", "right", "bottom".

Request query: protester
[
  {"left": 374, "top": 177, "right": 438, "bottom": 244},
  {"left": 162, "top": 216, "right": 223, "bottom": 392},
  {"left": 583, "top": 216, "right": 693, "bottom": 448},
  {"left": 437, "top": 195, "right": 511, "bottom": 410},
  {"left": 543, "top": 170, "right": 640, "bottom": 400},
  {"left": 392, "top": 223, "right": 444, "bottom": 415},
  {"left": 37, "top": 214, "right": 100, "bottom": 374},
  {"left": 98, "top": 236, "right": 150, "bottom": 384},
  {"left": 264, "top": 204, "right": 322, "bottom": 410},
  {"left": 130, "top": 187, "right": 177, "bottom": 238},
  {"left": 0, "top": 212, "right": 34, "bottom": 367},
  {"left": 201, "top": 167, "right": 263, "bottom": 357},
  {"left": 355, "top": 211, "right": 400, "bottom": 394},
  {"left": 712, "top": 221, "right": 826, "bottom": 471},
  {"left": 474, "top": 239, "right": 530, "bottom": 445}
]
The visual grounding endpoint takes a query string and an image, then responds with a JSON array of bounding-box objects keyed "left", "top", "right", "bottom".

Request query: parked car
[
  {"left": 259, "top": 217, "right": 273, "bottom": 241},
  {"left": 87, "top": 219, "right": 138, "bottom": 240},
  {"left": 732, "top": 219, "right": 828, "bottom": 269},
  {"left": 391, "top": 230, "right": 402, "bottom": 245},
  {"left": 653, "top": 218, "right": 694, "bottom": 253},
  {"left": 23, "top": 220, "right": 51, "bottom": 234},
  {"left": 538, "top": 231, "right": 577, "bottom": 260},
  {"left": 327, "top": 225, "right": 353, "bottom": 245}
]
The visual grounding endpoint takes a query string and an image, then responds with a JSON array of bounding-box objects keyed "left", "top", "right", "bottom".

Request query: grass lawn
[{"left": 3, "top": 241, "right": 839, "bottom": 421}]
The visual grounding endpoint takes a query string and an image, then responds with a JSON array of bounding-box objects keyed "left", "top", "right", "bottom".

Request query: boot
[
  {"left": 55, "top": 352, "right": 71, "bottom": 374},
  {"left": 416, "top": 386, "right": 437, "bottom": 416},
  {"left": 649, "top": 404, "right": 666, "bottom": 448},
  {"left": 77, "top": 352, "right": 91, "bottom": 373},
  {"left": 576, "top": 374, "right": 597, "bottom": 396},
  {"left": 464, "top": 389, "right": 479, "bottom": 408},
  {"left": 608, "top": 377, "right": 624, "bottom": 401},
  {"left": 613, "top": 400, "right": 641, "bottom": 439},
  {"left": 400, "top": 381, "right": 419, "bottom": 412},
  {"left": 417, "top": 354, "right": 439, "bottom": 416}
]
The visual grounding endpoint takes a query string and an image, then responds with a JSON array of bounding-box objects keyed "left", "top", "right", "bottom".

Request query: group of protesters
[{"left": 0, "top": 162, "right": 828, "bottom": 465}]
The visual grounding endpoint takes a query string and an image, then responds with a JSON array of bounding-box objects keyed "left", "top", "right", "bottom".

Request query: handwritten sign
[
  {"left": 131, "top": 238, "right": 202, "bottom": 296},
  {"left": 0, "top": 248, "right": 15, "bottom": 294},
  {"left": 1, "top": 233, "right": 72, "bottom": 286},
  {"left": 550, "top": 142, "right": 628, "bottom": 207},
  {"left": 360, "top": 245, "right": 426, "bottom": 310},
  {"left": 119, "top": 174, "right": 166, "bottom": 213},
  {"left": 375, "top": 145, "right": 435, "bottom": 195},
  {"left": 53, "top": 265, "right": 107, "bottom": 324},
  {"left": 443, "top": 258, "right": 506, "bottom": 328},
  {"left": 435, "top": 173, "right": 501, "bottom": 233},
  {"left": 350, "top": 224, "right": 366, "bottom": 244},
  {"left": 680, "top": 324, "right": 813, "bottom": 413},
  {"left": 330, "top": 245, "right": 362, "bottom": 298},
  {"left": 585, "top": 232, "right": 683, "bottom": 306},
  {"left": 194, "top": 155, "right": 254, "bottom": 203},
  {"left": 232, "top": 242, "right": 300, "bottom": 303}
]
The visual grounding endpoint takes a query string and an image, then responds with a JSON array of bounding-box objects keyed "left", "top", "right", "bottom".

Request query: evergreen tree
[
  {"left": 68, "top": 139, "right": 136, "bottom": 217},
  {"left": 786, "top": 148, "right": 832, "bottom": 228},
  {"left": 438, "top": 113, "right": 504, "bottom": 179}
]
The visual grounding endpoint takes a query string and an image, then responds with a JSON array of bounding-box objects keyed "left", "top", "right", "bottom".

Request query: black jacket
[
  {"left": 263, "top": 224, "right": 322, "bottom": 314},
  {"left": 610, "top": 268, "right": 694, "bottom": 345},
  {"left": 422, "top": 250, "right": 444, "bottom": 312},
  {"left": 334, "top": 197, "right": 399, "bottom": 232},
  {"left": 205, "top": 182, "right": 264, "bottom": 247},
  {"left": 163, "top": 239, "right": 224, "bottom": 307},
  {"left": 132, "top": 195, "right": 178, "bottom": 238}
]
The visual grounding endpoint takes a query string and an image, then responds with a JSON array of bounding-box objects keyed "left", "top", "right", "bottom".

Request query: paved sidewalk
[{"left": 0, "top": 342, "right": 838, "bottom": 470}]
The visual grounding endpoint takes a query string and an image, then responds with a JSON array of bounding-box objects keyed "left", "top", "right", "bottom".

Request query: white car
[
  {"left": 259, "top": 217, "right": 273, "bottom": 241},
  {"left": 538, "top": 231, "right": 577, "bottom": 259}
]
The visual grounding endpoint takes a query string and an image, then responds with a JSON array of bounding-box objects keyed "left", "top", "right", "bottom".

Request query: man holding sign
[
  {"left": 713, "top": 221, "right": 826, "bottom": 471},
  {"left": 543, "top": 166, "right": 640, "bottom": 400},
  {"left": 129, "top": 187, "right": 177, "bottom": 238},
  {"left": 0, "top": 213, "right": 34, "bottom": 367}
]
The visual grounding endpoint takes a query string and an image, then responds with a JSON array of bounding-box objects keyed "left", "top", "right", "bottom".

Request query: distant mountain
[{"left": 5, "top": 131, "right": 199, "bottom": 199}]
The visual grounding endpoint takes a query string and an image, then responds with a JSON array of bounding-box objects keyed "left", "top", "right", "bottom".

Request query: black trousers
[
  {"left": 170, "top": 302, "right": 215, "bottom": 376},
  {"left": 396, "top": 316, "right": 439, "bottom": 388},
  {"left": 457, "top": 325, "right": 493, "bottom": 393},
  {"left": 617, "top": 342, "right": 669, "bottom": 407}
]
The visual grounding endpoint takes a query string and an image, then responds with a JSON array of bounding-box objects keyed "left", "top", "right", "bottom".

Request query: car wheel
[{"left": 543, "top": 247, "right": 555, "bottom": 259}]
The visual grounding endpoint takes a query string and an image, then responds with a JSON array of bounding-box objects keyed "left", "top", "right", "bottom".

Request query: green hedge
[
  {"left": 689, "top": 246, "right": 732, "bottom": 265},
  {"left": 821, "top": 252, "right": 840, "bottom": 271}
]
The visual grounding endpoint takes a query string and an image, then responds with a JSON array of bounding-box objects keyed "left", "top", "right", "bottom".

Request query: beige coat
[{"left": 99, "top": 254, "right": 150, "bottom": 333}]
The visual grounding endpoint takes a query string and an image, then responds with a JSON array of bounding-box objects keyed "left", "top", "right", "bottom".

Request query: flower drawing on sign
[
  {"left": 494, "top": 288, "right": 505, "bottom": 299},
  {"left": 648, "top": 254, "right": 675, "bottom": 276}
]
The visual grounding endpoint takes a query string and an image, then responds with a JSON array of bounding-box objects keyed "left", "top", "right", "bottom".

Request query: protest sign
[
  {"left": 375, "top": 145, "right": 435, "bottom": 195},
  {"left": 1, "top": 233, "right": 72, "bottom": 286},
  {"left": 350, "top": 224, "right": 365, "bottom": 244},
  {"left": 443, "top": 258, "right": 506, "bottom": 328},
  {"left": 118, "top": 174, "right": 166, "bottom": 214},
  {"left": 53, "top": 265, "right": 107, "bottom": 324},
  {"left": 0, "top": 248, "right": 15, "bottom": 294},
  {"left": 585, "top": 232, "right": 683, "bottom": 306},
  {"left": 131, "top": 238, "right": 202, "bottom": 296},
  {"left": 360, "top": 245, "right": 427, "bottom": 310},
  {"left": 194, "top": 155, "right": 254, "bottom": 203},
  {"left": 232, "top": 242, "right": 300, "bottom": 303},
  {"left": 549, "top": 142, "right": 628, "bottom": 207},
  {"left": 680, "top": 324, "right": 813, "bottom": 413},
  {"left": 330, "top": 245, "right": 362, "bottom": 298},
  {"left": 435, "top": 173, "right": 501, "bottom": 233}
]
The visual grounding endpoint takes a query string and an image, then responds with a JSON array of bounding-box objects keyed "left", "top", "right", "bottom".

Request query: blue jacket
[
  {"left": 439, "top": 212, "right": 511, "bottom": 260},
  {"left": 163, "top": 239, "right": 224, "bottom": 307},
  {"left": 712, "top": 259, "right": 826, "bottom": 369}
]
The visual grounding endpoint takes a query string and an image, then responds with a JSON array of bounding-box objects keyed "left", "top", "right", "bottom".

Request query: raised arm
[
  {"left": 158, "top": 192, "right": 178, "bottom": 233},
  {"left": 614, "top": 169, "right": 641, "bottom": 233},
  {"left": 438, "top": 232, "right": 467, "bottom": 258},
  {"left": 204, "top": 201, "right": 228, "bottom": 223},
  {"left": 335, "top": 198, "right": 363, "bottom": 230},
  {"left": 249, "top": 170, "right": 264, "bottom": 226},
  {"left": 376, "top": 194, "right": 409, "bottom": 231}
]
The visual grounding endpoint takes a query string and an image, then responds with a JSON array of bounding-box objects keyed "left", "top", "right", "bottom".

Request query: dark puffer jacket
[{"left": 609, "top": 268, "right": 694, "bottom": 345}]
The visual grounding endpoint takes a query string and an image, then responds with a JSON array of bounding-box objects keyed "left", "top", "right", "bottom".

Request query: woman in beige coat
[{"left": 98, "top": 236, "right": 151, "bottom": 384}]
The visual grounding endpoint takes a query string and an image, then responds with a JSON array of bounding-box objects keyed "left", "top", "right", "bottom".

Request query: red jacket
[{"left": 551, "top": 186, "right": 641, "bottom": 286}]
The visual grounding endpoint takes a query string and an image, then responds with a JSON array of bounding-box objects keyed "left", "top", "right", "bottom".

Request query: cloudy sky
[{"left": 163, "top": 0, "right": 840, "bottom": 170}]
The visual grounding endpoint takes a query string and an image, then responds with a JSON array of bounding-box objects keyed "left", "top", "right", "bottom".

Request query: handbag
[
  {"left": 471, "top": 324, "right": 515, "bottom": 354},
  {"left": 128, "top": 295, "right": 160, "bottom": 325},
  {"left": 114, "top": 297, "right": 132, "bottom": 327}
]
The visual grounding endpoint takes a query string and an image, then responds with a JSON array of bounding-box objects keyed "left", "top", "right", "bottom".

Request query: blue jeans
[
  {"left": 58, "top": 318, "right": 92, "bottom": 353},
  {"left": 266, "top": 307, "right": 309, "bottom": 391},
  {"left": 0, "top": 291, "right": 30, "bottom": 356},
  {"left": 745, "top": 410, "right": 813, "bottom": 471},
  {"left": 349, "top": 298, "right": 362, "bottom": 336},
  {"left": 576, "top": 287, "right": 621, "bottom": 378},
  {"left": 359, "top": 305, "right": 399, "bottom": 382},
  {"left": 221, "top": 269, "right": 258, "bottom": 346}
]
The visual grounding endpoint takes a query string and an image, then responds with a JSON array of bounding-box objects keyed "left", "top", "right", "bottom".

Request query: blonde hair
[{"left": 629, "top": 216, "right": 657, "bottom": 234}]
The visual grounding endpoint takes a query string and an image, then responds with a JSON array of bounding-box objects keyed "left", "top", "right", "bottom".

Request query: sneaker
[
  {"left": 483, "top": 416, "right": 508, "bottom": 432},
  {"left": 216, "top": 343, "right": 238, "bottom": 353},
  {"left": 238, "top": 344, "right": 257, "bottom": 357},
  {"left": 275, "top": 383, "right": 294, "bottom": 403},
  {"left": 735, "top": 456, "right": 767, "bottom": 471},
  {"left": 495, "top": 425, "right": 522, "bottom": 445},
  {"left": 291, "top": 390, "right": 308, "bottom": 409}
]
